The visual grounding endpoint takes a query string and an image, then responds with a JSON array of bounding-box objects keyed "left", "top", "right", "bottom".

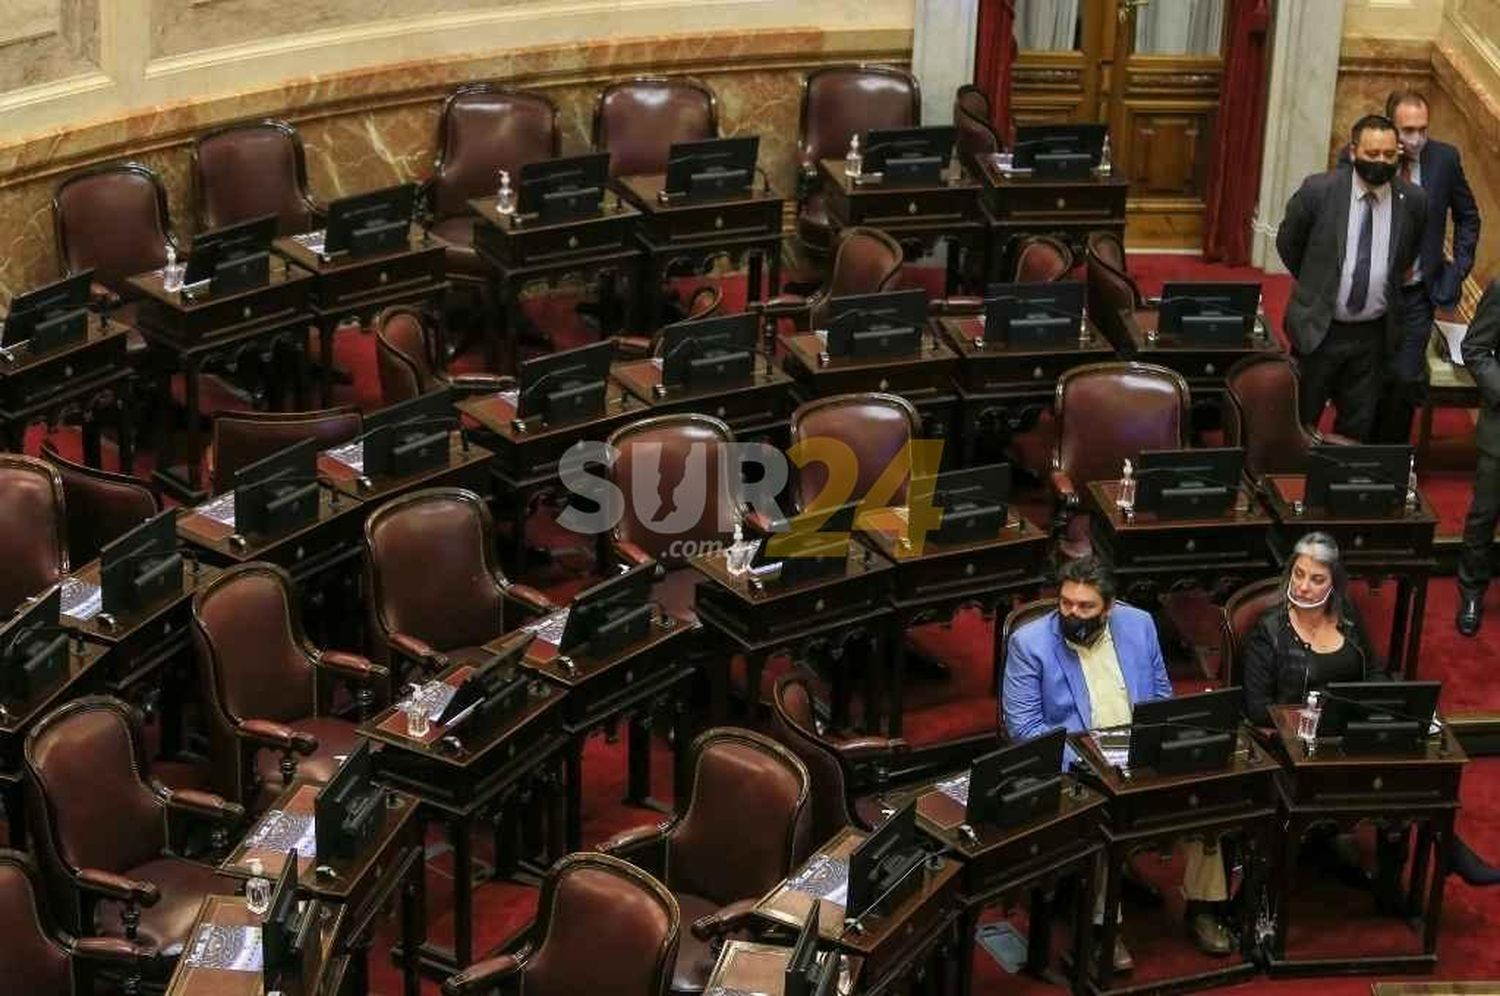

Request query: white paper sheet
[{"left": 1437, "top": 319, "right": 1468, "bottom": 366}]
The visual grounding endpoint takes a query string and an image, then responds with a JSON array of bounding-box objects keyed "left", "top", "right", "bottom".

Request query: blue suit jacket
[{"left": 1001, "top": 603, "right": 1173, "bottom": 744}]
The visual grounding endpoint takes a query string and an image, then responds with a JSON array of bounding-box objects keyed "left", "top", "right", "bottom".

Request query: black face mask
[
  {"left": 1061, "top": 612, "right": 1106, "bottom": 647},
  {"left": 1353, "top": 158, "right": 1398, "bottom": 187}
]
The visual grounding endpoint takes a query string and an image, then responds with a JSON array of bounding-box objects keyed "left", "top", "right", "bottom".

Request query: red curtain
[
  {"left": 973, "top": 0, "right": 1018, "bottom": 144},
  {"left": 1202, "top": 0, "right": 1273, "bottom": 264}
]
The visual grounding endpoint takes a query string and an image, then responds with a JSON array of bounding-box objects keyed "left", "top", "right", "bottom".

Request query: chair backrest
[
  {"left": 24, "top": 696, "right": 165, "bottom": 881},
  {"left": 808, "top": 226, "right": 905, "bottom": 329},
  {"left": 593, "top": 77, "right": 718, "bottom": 178},
  {"left": 954, "top": 83, "right": 1002, "bottom": 159},
  {"left": 1054, "top": 362, "right": 1191, "bottom": 496},
  {"left": 0, "top": 851, "right": 70, "bottom": 996},
  {"left": 1084, "top": 232, "right": 1142, "bottom": 350},
  {"left": 1220, "top": 576, "right": 1281, "bottom": 688},
  {"left": 518, "top": 853, "right": 679, "bottom": 996},
  {"left": 364, "top": 488, "right": 508, "bottom": 653},
  {"left": 799, "top": 65, "right": 920, "bottom": 168},
  {"left": 998, "top": 598, "right": 1054, "bottom": 719},
  {"left": 40, "top": 442, "right": 158, "bottom": 566},
  {"left": 789, "top": 393, "right": 918, "bottom": 511},
  {"left": 607, "top": 415, "right": 736, "bottom": 569},
  {"left": 192, "top": 119, "right": 319, "bottom": 234},
  {"left": 1012, "top": 235, "right": 1074, "bottom": 283},
  {"left": 375, "top": 305, "right": 439, "bottom": 406},
  {"left": 1224, "top": 353, "right": 1314, "bottom": 477},
  {"left": 53, "top": 163, "right": 172, "bottom": 291},
  {"left": 1087, "top": 230, "right": 1126, "bottom": 272},
  {"left": 430, "top": 85, "right": 560, "bottom": 220},
  {"left": 666, "top": 728, "right": 809, "bottom": 906},
  {"left": 193, "top": 563, "right": 316, "bottom": 726},
  {"left": 209, "top": 406, "right": 362, "bottom": 495},
  {"left": 769, "top": 672, "right": 852, "bottom": 855},
  {"left": 0, "top": 455, "right": 67, "bottom": 618}
]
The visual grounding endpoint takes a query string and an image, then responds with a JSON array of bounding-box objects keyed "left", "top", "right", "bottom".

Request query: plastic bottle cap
[{"left": 248, "top": 858, "right": 264, "bottom": 876}]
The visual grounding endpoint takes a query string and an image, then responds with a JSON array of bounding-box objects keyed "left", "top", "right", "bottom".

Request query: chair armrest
[
  {"left": 77, "top": 869, "right": 160, "bottom": 907},
  {"left": 609, "top": 334, "right": 654, "bottom": 359},
  {"left": 446, "top": 373, "right": 517, "bottom": 398},
  {"left": 691, "top": 897, "right": 761, "bottom": 942},
  {"left": 930, "top": 296, "right": 985, "bottom": 317},
  {"left": 389, "top": 632, "right": 450, "bottom": 671},
  {"left": 1311, "top": 429, "right": 1358, "bottom": 446},
  {"left": 1142, "top": 295, "right": 1162, "bottom": 308},
  {"left": 89, "top": 281, "right": 122, "bottom": 311},
  {"left": 1048, "top": 469, "right": 1079, "bottom": 507},
  {"left": 612, "top": 540, "right": 656, "bottom": 570},
  {"left": 237, "top": 719, "right": 318, "bottom": 756},
  {"left": 753, "top": 294, "right": 811, "bottom": 317},
  {"left": 165, "top": 789, "right": 244, "bottom": 825},
  {"left": 317, "top": 650, "right": 389, "bottom": 684},
  {"left": 835, "top": 736, "right": 910, "bottom": 762},
  {"left": 597, "top": 822, "right": 671, "bottom": 877},
  {"left": 499, "top": 580, "right": 556, "bottom": 615},
  {"left": 442, "top": 953, "right": 523, "bottom": 995},
  {"left": 71, "top": 936, "right": 157, "bottom": 966}
]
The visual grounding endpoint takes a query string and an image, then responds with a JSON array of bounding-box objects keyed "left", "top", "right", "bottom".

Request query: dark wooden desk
[
  {"left": 0, "top": 313, "right": 132, "bottom": 469},
  {"left": 691, "top": 539, "right": 894, "bottom": 731},
  {"left": 1120, "top": 308, "right": 1282, "bottom": 418},
  {"left": 165, "top": 895, "right": 342, "bottom": 996},
  {"left": 969, "top": 156, "right": 1129, "bottom": 280},
  {"left": 907, "top": 770, "right": 1107, "bottom": 996},
  {"left": 274, "top": 227, "right": 448, "bottom": 406},
  {"left": 858, "top": 505, "right": 1048, "bottom": 736},
  {"left": 611, "top": 353, "right": 796, "bottom": 443},
  {"left": 1261, "top": 475, "right": 1438, "bottom": 678},
  {"left": 471, "top": 193, "right": 643, "bottom": 371},
  {"left": 614, "top": 173, "right": 784, "bottom": 328},
  {"left": 221, "top": 777, "right": 424, "bottom": 996},
  {"left": 317, "top": 430, "right": 492, "bottom": 505},
  {"left": 1418, "top": 330, "right": 1476, "bottom": 468},
  {"left": 360, "top": 662, "right": 570, "bottom": 977},
  {"left": 818, "top": 159, "right": 985, "bottom": 295},
  {"left": 753, "top": 826, "right": 962, "bottom": 994},
  {"left": 1071, "top": 729, "right": 1280, "bottom": 996}
]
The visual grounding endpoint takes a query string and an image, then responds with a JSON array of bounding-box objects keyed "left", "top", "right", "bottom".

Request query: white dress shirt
[{"left": 1334, "top": 172, "right": 1392, "bottom": 323}]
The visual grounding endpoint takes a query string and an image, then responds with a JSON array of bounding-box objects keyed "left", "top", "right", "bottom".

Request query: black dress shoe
[
  {"left": 1458, "top": 590, "right": 1483, "bottom": 637},
  {"left": 1450, "top": 835, "right": 1500, "bottom": 886}
]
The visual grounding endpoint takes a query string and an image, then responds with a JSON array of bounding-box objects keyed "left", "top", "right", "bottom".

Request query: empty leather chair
[
  {"left": 753, "top": 226, "right": 903, "bottom": 350},
  {"left": 1084, "top": 230, "right": 1146, "bottom": 352},
  {"left": 954, "top": 83, "right": 1006, "bottom": 162},
  {"left": 441, "top": 852, "right": 679, "bottom": 996},
  {"left": 1049, "top": 362, "right": 1190, "bottom": 557},
  {"left": 53, "top": 163, "right": 176, "bottom": 309},
  {"left": 191, "top": 119, "right": 324, "bottom": 234},
  {"left": 192, "top": 562, "right": 390, "bottom": 810},
  {"left": 364, "top": 487, "right": 555, "bottom": 672},
  {"left": 40, "top": 442, "right": 159, "bottom": 567},
  {"left": 1011, "top": 235, "right": 1075, "bottom": 283},
  {"left": 592, "top": 76, "right": 718, "bottom": 178},
  {"left": 607, "top": 414, "right": 738, "bottom": 622},
  {"left": 1223, "top": 353, "right": 1352, "bottom": 479},
  {"left": 23, "top": 695, "right": 242, "bottom": 962},
  {"left": 600, "top": 727, "right": 809, "bottom": 996},
  {"left": 374, "top": 305, "right": 515, "bottom": 406},
  {"left": 1219, "top": 576, "right": 1281, "bottom": 690},
  {"left": 0, "top": 849, "right": 153, "bottom": 996},
  {"left": 611, "top": 284, "right": 723, "bottom": 360},
  {"left": 796, "top": 66, "right": 919, "bottom": 262},
  {"left": 206, "top": 405, "right": 362, "bottom": 495},
  {"left": 788, "top": 392, "right": 919, "bottom": 512},
  {"left": 0, "top": 455, "right": 68, "bottom": 618}
]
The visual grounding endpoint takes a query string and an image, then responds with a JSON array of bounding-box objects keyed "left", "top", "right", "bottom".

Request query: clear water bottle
[
  {"left": 1405, "top": 454, "right": 1420, "bottom": 510},
  {"left": 844, "top": 134, "right": 863, "bottom": 179},
  {"left": 245, "top": 857, "right": 272, "bottom": 915},
  {"left": 162, "top": 244, "right": 184, "bottom": 293},
  {"left": 496, "top": 169, "right": 516, "bottom": 216},
  {"left": 1115, "top": 459, "right": 1136, "bottom": 513},
  {"left": 726, "top": 522, "right": 754, "bottom": 576},
  {"left": 403, "top": 690, "right": 431, "bottom": 738},
  {"left": 1297, "top": 691, "right": 1323, "bottom": 748},
  {"left": 1099, "top": 134, "right": 1113, "bottom": 176}
]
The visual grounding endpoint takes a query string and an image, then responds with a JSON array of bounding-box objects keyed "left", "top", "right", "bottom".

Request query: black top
[
  {"left": 1241, "top": 602, "right": 1382, "bottom": 725},
  {"left": 1299, "top": 637, "right": 1365, "bottom": 692}
]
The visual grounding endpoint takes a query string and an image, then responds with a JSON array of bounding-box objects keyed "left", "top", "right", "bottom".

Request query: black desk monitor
[
  {"left": 1134, "top": 447, "right": 1245, "bottom": 519},
  {"left": 262, "top": 853, "right": 316, "bottom": 992},
  {"left": 657, "top": 311, "right": 758, "bottom": 390},
  {"left": 314, "top": 741, "right": 382, "bottom": 862},
  {"left": 663, "top": 136, "right": 759, "bottom": 200},
  {"left": 360, "top": 386, "right": 456, "bottom": 478},
  {"left": 825, "top": 288, "right": 927, "bottom": 359},
  {"left": 755, "top": 500, "right": 863, "bottom": 584},
  {"left": 434, "top": 637, "right": 532, "bottom": 728},
  {"left": 910, "top": 462, "right": 1010, "bottom": 546},
  {"left": 1157, "top": 282, "right": 1260, "bottom": 344},
  {"left": 1305, "top": 444, "right": 1411, "bottom": 517},
  {"left": 844, "top": 800, "right": 923, "bottom": 922},
  {"left": 1318, "top": 680, "right": 1441, "bottom": 753},
  {"left": 966, "top": 728, "right": 1065, "bottom": 831},
  {"left": 1128, "top": 687, "right": 1242, "bottom": 775},
  {"left": 0, "top": 585, "right": 69, "bottom": 702},
  {"left": 183, "top": 214, "right": 277, "bottom": 296},
  {"left": 1011, "top": 124, "right": 1107, "bottom": 177},
  {"left": 861, "top": 126, "right": 956, "bottom": 184},
  {"left": 983, "top": 281, "right": 1085, "bottom": 348},
  {"left": 3, "top": 270, "right": 93, "bottom": 354},
  {"left": 99, "top": 509, "right": 183, "bottom": 616},
  {"left": 558, "top": 562, "right": 655, "bottom": 660},
  {"left": 519, "top": 153, "right": 610, "bottom": 222},
  {"left": 324, "top": 183, "right": 415, "bottom": 258},
  {"left": 232, "top": 438, "right": 321, "bottom": 538},
  {"left": 517, "top": 340, "right": 612, "bottom": 425}
]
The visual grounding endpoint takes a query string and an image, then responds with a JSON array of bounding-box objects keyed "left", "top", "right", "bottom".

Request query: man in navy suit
[{"left": 1003, "top": 557, "right": 1231, "bottom": 970}]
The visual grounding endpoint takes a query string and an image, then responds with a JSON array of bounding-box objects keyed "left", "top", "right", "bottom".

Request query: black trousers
[
  {"left": 1298, "top": 317, "right": 1386, "bottom": 442},
  {"left": 1372, "top": 284, "right": 1435, "bottom": 444},
  {"left": 1459, "top": 428, "right": 1500, "bottom": 596}
]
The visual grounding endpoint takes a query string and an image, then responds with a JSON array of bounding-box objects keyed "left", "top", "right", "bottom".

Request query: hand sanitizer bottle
[
  {"left": 1116, "top": 458, "right": 1136, "bottom": 512},
  {"left": 844, "top": 134, "right": 863, "bottom": 179},
  {"left": 496, "top": 169, "right": 515, "bottom": 216},
  {"left": 163, "top": 244, "right": 183, "bottom": 293},
  {"left": 245, "top": 857, "right": 272, "bottom": 915},
  {"left": 1406, "top": 454, "right": 1420, "bottom": 510},
  {"left": 1099, "top": 133, "right": 1113, "bottom": 176},
  {"left": 1297, "top": 691, "right": 1323, "bottom": 748}
]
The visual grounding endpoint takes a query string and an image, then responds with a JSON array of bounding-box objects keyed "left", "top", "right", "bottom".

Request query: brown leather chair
[
  {"left": 1219, "top": 576, "right": 1280, "bottom": 689},
  {"left": 753, "top": 226, "right": 903, "bottom": 350},
  {"left": 1049, "top": 362, "right": 1191, "bottom": 556},
  {"left": 1011, "top": 235, "right": 1075, "bottom": 283},
  {"left": 192, "top": 562, "right": 390, "bottom": 811},
  {"left": 788, "top": 392, "right": 919, "bottom": 512},
  {"left": 607, "top": 414, "right": 738, "bottom": 622},
  {"left": 954, "top": 83, "right": 1006, "bottom": 162},
  {"left": 364, "top": 487, "right": 555, "bottom": 673},
  {"left": 426, "top": 85, "right": 559, "bottom": 282},
  {"left": 191, "top": 119, "right": 324, "bottom": 235},
  {"left": 39, "top": 442, "right": 159, "bottom": 567},
  {"left": 1084, "top": 230, "right": 1148, "bottom": 352},
  {"left": 374, "top": 305, "right": 515, "bottom": 406},
  {"left": 0, "top": 849, "right": 153, "bottom": 996},
  {"left": 206, "top": 405, "right": 362, "bottom": 495},
  {"left": 600, "top": 727, "right": 810, "bottom": 996},
  {"left": 53, "top": 163, "right": 176, "bottom": 309},
  {"left": 611, "top": 284, "right": 723, "bottom": 360},
  {"left": 796, "top": 65, "right": 920, "bottom": 262},
  {"left": 23, "top": 695, "right": 242, "bottom": 962},
  {"left": 592, "top": 76, "right": 718, "bottom": 178},
  {"left": 1223, "top": 353, "right": 1351, "bottom": 479},
  {"left": 441, "top": 852, "right": 679, "bottom": 996},
  {"left": 0, "top": 455, "right": 68, "bottom": 618},
  {"left": 998, "top": 598, "right": 1054, "bottom": 707}
]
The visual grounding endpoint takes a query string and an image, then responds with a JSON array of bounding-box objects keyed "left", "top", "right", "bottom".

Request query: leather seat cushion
[
  {"left": 669, "top": 892, "right": 722, "bottom": 996},
  {"left": 431, "top": 216, "right": 487, "bottom": 278},
  {"left": 796, "top": 193, "right": 831, "bottom": 254},
  {"left": 96, "top": 856, "right": 228, "bottom": 955},
  {"left": 252, "top": 715, "right": 362, "bottom": 794}
]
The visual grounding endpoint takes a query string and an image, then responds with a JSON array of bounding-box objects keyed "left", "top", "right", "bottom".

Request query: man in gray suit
[{"left": 1276, "top": 114, "right": 1428, "bottom": 440}]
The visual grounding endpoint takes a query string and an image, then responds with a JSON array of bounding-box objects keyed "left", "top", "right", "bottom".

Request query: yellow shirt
[{"left": 1070, "top": 626, "right": 1132, "bottom": 729}]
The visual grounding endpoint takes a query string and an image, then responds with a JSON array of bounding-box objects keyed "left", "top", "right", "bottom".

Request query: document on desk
[
  {"left": 243, "top": 809, "right": 316, "bottom": 857},
  {"left": 60, "top": 576, "right": 103, "bottom": 621},
  {"left": 322, "top": 440, "right": 364, "bottom": 474},
  {"left": 1091, "top": 729, "right": 1131, "bottom": 769},
  {"left": 183, "top": 923, "right": 262, "bottom": 971},
  {"left": 1438, "top": 319, "right": 1468, "bottom": 365},
  {"left": 195, "top": 491, "right": 237, "bottom": 527},
  {"left": 786, "top": 853, "right": 849, "bottom": 907},
  {"left": 524, "top": 608, "right": 570, "bottom": 646},
  {"left": 934, "top": 771, "right": 971, "bottom": 807}
]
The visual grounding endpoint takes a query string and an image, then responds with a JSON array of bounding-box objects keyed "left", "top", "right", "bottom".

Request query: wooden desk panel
[
  {"left": 165, "top": 895, "right": 342, "bottom": 996},
  {"left": 0, "top": 313, "right": 133, "bottom": 468},
  {"left": 611, "top": 354, "right": 795, "bottom": 439},
  {"left": 319, "top": 431, "right": 491, "bottom": 503},
  {"left": 969, "top": 157, "right": 1128, "bottom": 280}
]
